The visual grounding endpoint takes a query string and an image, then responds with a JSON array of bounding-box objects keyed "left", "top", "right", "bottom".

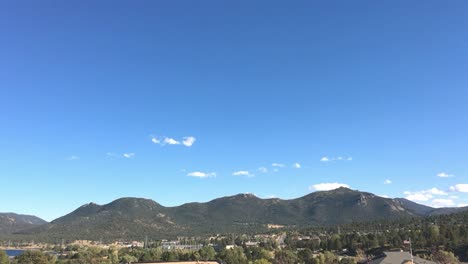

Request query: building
[{"left": 362, "top": 251, "right": 437, "bottom": 264}]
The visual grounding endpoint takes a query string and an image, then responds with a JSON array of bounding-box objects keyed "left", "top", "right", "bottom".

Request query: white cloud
[
  {"left": 258, "top": 167, "right": 268, "bottom": 173},
  {"left": 152, "top": 135, "right": 195, "bottom": 146},
  {"left": 405, "top": 193, "right": 432, "bottom": 202},
  {"left": 320, "top": 156, "right": 352, "bottom": 162},
  {"left": 123, "top": 153, "right": 135, "bottom": 158},
  {"left": 272, "top": 163, "right": 285, "bottom": 168},
  {"left": 437, "top": 172, "right": 454, "bottom": 178},
  {"left": 450, "top": 184, "right": 468, "bottom": 193},
  {"left": 384, "top": 179, "right": 392, "bottom": 184},
  {"left": 428, "top": 188, "right": 447, "bottom": 195},
  {"left": 320, "top": 156, "right": 330, "bottom": 162},
  {"left": 182, "top": 136, "right": 196, "bottom": 147},
  {"left": 379, "top": 195, "right": 390, "bottom": 198},
  {"left": 164, "top": 137, "right": 180, "bottom": 145},
  {"left": 232, "top": 171, "right": 254, "bottom": 177},
  {"left": 67, "top": 155, "right": 80, "bottom": 160},
  {"left": 431, "top": 199, "right": 455, "bottom": 208},
  {"left": 458, "top": 203, "right": 468, "bottom": 207},
  {"left": 404, "top": 188, "right": 447, "bottom": 202},
  {"left": 309, "top": 182, "right": 350, "bottom": 191},
  {"left": 293, "top": 162, "right": 301, "bottom": 169},
  {"left": 187, "top": 171, "right": 216, "bottom": 178}
]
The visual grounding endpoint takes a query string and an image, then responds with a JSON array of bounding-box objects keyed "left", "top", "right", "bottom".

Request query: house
[{"left": 362, "top": 251, "right": 436, "bottom": 264}]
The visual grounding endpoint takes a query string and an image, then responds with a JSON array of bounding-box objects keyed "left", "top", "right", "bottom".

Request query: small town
[{"left": 1, "top": 1, "right": 467, "bottom": 264}]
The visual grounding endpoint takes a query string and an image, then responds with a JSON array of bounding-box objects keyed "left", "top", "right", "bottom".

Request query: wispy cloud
[
  {"left": 182, "top": 136, "right": 196, "bottom": 147},
  {"left": 258, "top": 167, "right": 268, "bottom": 173},
  {"left": 437, "top": 172, "right": 454, "bottom": 178},
  {"left": 431, "top": 199, "right": 455, "bottom": 208},
  {"left": 293, "top": 162, "right": 301, "bottom": 169},
  {"left": 151, "top": 135, "right": 196, "bottom": 147},
  {"left": 187, "top": 171, "right": 216, "bottom": 178},
  {"left": 309, "top": 182, "right": 350, "bottom": 191},
  {"left": 404, "top": 188, "right": 447, "bottom": 202},
  {"left": 106, "top": 152, "right": 118, "bottom": 159},
  {"left": 164, "top": 137, "right": 180, "bottom": 145},
  {"left": 320, "top": 156, "right": 330, "bottom": 162},
  {"left": 320, "top": 156, "right": 352, "bottom": 162},
  {"left": 67, "top": 155, "right": 80, "bottom": 161},
  {"left": 272, "top": 163, "right": 285, "bottom": 168},
  {"left": 384, "top": 179, "right": 392, "bottom": 184},
  {"left": 450, "top": 184, "right": 468, "bottom": 193},
  {"left": 232, "top": 171, "right": 254, "bottom": 177},
  {"left": 123, "top": 153, "right": 135, "bottom": 158}
]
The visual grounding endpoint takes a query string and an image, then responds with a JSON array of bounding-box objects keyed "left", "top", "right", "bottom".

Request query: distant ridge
[
  {"left": 12, "top": 188, "right": 468, "bottom": 241},
  {"left": 0, "top": 213, "right": 47, "bottom": 235}
]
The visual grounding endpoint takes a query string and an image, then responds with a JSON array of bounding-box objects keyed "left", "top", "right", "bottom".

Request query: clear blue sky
[{"left": 1, "top": 1, "right": 467, "bottom": 221}]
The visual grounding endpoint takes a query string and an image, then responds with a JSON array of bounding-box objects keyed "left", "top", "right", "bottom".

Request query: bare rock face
[{"left": 357, "top": 194, "right": 368, "bottom": 207}]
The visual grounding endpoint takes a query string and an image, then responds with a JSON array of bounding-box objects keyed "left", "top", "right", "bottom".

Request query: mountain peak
[{"left": 17, "top": 188, "right": 468, "bottom": 241}]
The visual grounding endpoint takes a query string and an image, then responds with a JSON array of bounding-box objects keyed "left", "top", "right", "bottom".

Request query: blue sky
[{"left": 1, "top": 1, "right": 467, "bottom": 221}]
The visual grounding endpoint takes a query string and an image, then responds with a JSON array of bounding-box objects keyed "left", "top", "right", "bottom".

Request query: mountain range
[
  {"left": 4, "top": 188, "right": 468, "bottom": 241},
  {"left": 0, "top": 213, "right": 47, "bottom": 235}
]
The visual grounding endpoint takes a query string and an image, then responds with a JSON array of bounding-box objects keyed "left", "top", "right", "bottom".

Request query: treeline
[
  {"left": 288, "top": 210, "right": 468, "bottom": 261},
  {"left": 0, "top": 246, "right": 358, "bottom": 264}
]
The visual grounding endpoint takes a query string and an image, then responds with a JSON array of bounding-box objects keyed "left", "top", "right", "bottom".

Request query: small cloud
[
  {"left": 293, "top": 162, "right": 301, "bottom": 169},
  {"left": 258, "top": 167, "right": 268, "bottom": 173},
  {"left": 164, "top": 137, "right": 180, "bottom": 145},
  {"left": 123, "top": 153, "right": 135, "bottom": 158},
  {"left": 320, "top": 156, "right": 330, "bottom": 162},
  {"left": 384, "top": 179, "right": 392, "bottom": 185},
  {"left": 106, "top": 152, "right": 118, "bottom": 159},
  {"left": 272, "top": 163, "right": 285, "bottom": 168},
  {"left": 320, "top": 156, "right": 352, "bottom": 162},
  {"left": 404, "top": 188, "right": 447, "bottom": 202},
  {"left": 232, "top": 171, "right": 254, "bottom": 177},
  {"left": 450, "top": 184, "right": 468, "bottom": 193},
  {"left": 182, "top": 136, "right": 196, "bottom": 147},
  {"left": 431, "top": 199, "right": 455, "bottom": 208},
  {"left": 187, "top": 171, "right": 216, "bottom": 178},
  {"left": 458, "top": 203, "right": 468, "bottom": 207},
  {"left": 405, "top": 193, "right": 432, "bottom": 202},
  {"left": 379, "top": 194, "right": 390, "bottom": 198},
  {"left": 428, "top": 188, "right": 447, "bottom": 195},
  {"left": 309, "top": 182, "right": 350, "bottom": 191},
  {"left": 67, "top": 155, "right": 80, "bottom": 161},
  {"left": 437, "top": 172, "right": 454, "bottom": 178},
  {"left": 151, "top": 135, "right": 193, "bottom": 146}
]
